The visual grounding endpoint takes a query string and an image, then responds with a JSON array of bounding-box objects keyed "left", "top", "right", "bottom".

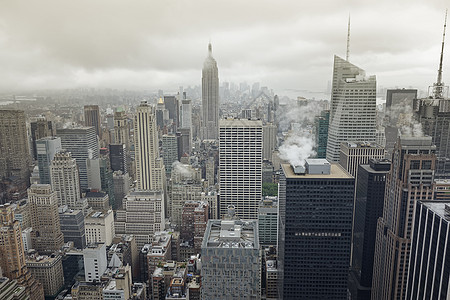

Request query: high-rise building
[
  {"left": 27, "top": 184, "right": 64, "bottom": 253},
  {"left": 177, "top": 127, "right": 192, "bottom": 157},
  {"left": 162, "top": 134, "right": 178, "bottom": 176},
  {"left": 36, "top": 137, "right": 61, "bottom": 184},
  {"left": 30, "top": 116, "right": 55, "bottom": 160},
  {"left": 134, "top": 101, "right": 165, "bottom": 191},
  {"left": 263, "top": 123, "right": 277, "bottom": 161},
  {"left": 180, "top": 201, "right": 209, "bottom": 253},
  {"left": 326, "top": 56, "right": 377, "bottom": 162},
  {"left": 180, "top": 99, "right": 192, "bottom": 130},
  {"left": 406, "top": 201, "right": 450, "bottom": 299},
  {"left": 83, "top": 243, "right": 108, "bottom": 282},
  {"left": 278, "top": 159, "right": 354, "bottom": 299},
  {"left": 219, "top": 119, "right": 263, "bottom": 219},
  {"left": 50, "top": 150, "right": 81, "bottom": 208},
  {"left": 84, "top": 105, "right": 102, "bottom": 139},
  {"left": 315, "top": 110, "right": 330, "bottom": 159},
  {"left": 109, "top": 144, "right": 127, "bottom": 173},
  {"left": 56, "top": 127, "right": 99, "bottom": 191},
  {"left": 115, "top": 190, "right": 165, "bottom": 248},
  {"left": 258, "top": 197, "right": 278, "bottom": 247},
  {"left": 164, "top": 96, "right": 179, "bottom": 131},
  {"left": 0, "top": 204, "right": 44, "bottom": 300},
  {"left": 114, "top": 109, "right": 130, "bottom": 149},
  {"left": 201, "top": 43, "right": 220, "bottom": 140},
  {"left": 84, "top": 210, "right": 115, "bottom": 246},
  {"left": 339, "top": 141, "right": 385, "bottom": 177},
  {"left": 372, "top": 137, "right": 436, "bottom": 300},
  {"left": 0, "top": 110, "right": 31, "bottom": 182},
  {"left": 349, "top": 159, "right": 390, "bottom": 300},
  {"left": 26, "top": 253, "right": 64, "bottom": 298},
  {"left": 59, "top": 207, "right": 86, "bottom": 249},
  {"left": 201, "top": 219, "right": 261, "bottom": 299},
  {"left": 112, "top": 171, "right": 129, "bottom": 210}
]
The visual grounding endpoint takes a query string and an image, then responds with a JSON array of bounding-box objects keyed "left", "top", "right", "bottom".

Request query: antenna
[
  {"left": 346, "top": 14, "right": 351, "bottom": 61},
  {"left": 434, "top": 9, "right": 447, "bottom": 99}
]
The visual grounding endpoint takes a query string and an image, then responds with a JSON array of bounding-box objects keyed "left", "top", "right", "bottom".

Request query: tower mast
[
  {"left": 434, "top": 9, "right": 447, "bottom": 99},
  {"left": 346, "top": 14, "right": 351, "bottom": 61}
]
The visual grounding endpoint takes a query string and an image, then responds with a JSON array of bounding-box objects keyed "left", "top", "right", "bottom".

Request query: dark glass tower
[
  {"left": 278, "top": 159, "right": 354, "bottom": 299},
  {"left": 349, "top": 159, "right": 390, "bottom": 299},
  {"left": 315, "top": 110, "right": 330, "bottom": 159}
]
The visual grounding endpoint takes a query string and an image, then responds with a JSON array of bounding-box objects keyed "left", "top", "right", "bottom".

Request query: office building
[
  {"left": 30, "top": 116, "right": 55, "bottom": 160},
  {"left": 85, "top": 190, "right": 110, "bottom": 210},
  {"left": 180, "top": 99, "right": 192, "bottom": 130},
  {"left": 99, "top": 155, "right": 115, "bottom": 208},
  {"left": 84, "top": 105, "right": 102, "bottom": 139},
  {"left": 162, "top": 134, "right": 178, "bottom": 176},
  {"left": 59, "top": 207, "right": 86, "bottom": 249},
  {"left": 50, "top": 150, "right": 81, "bottom": 208},
  {"left": 258, "top": 197, "right": 278, "bottom": 247},
  {"left": 219, "top": 118, "right": 263, "bottom": 219},
  {"left": 134, "top": 100, "right": 165, "bottom": 191},
  {"left": 26, "top": 253, "right": 64, "bottom": 298},
  {"left": 201, "top": 219, "right": 261, "bottom": 299},
  {"left": 110, "top": 144, "right": 127, "bottom": 173},
  {"left": 0, "top": 110, "right": 31, "bottom": 182},
  {"left": 180, "top": 201, "right": 209, "bottom": 253},
  {"left": 177, "top": 127, "right": 192, "bottom": 157},
  {"left": 36, "top": 137, "right": 61, "bottom": 184},
  {"left": 406, "top": 201, "right": 450, "bottom": 299},
  {"left": 115, "top": 190, "right": 165, "bottom": 248},
  {"left": 339, "top": 141, "right": 385, "bottom": 177},
  {"left": 326, "top": 56, "right": 377, "bottom": 162},
  {"left": 56, "top": 127, "right": 99, "bottom": 191},
  {"left": 27, "top": 184, "right": 64, "bottom": 253},
  {"left": 263, "top": 123, "right": 277, "bottom": 161},
  {"left": 201, "top": 43, "right": 220, "bottom": 140},
  {"left": 278, "top": 159, "right": 354, "bottom": 299},
  {"left": 349, "top": 159, "right": 390, "bottom": 300},
  {"left": 83, "top": 243, "right": 108, "bottom": 282},
  {"left": 0, "top": 277, "right": 28, "bottom": 300},
  {"left": 113, "top": 171, "right": 129, "bottom": 210},
  {"left": 85, "top": 210, "right": 115, "bottom": 246},
  {"left": 315, "top": 110, "right": 330, "bottom": 158},
  {"left": 164, "top": 95, "right": 179, "bottom": 131},
  {"left": 372, "top": 137, "right": 436, "bottom": 300},
  {"left": 114, "top": 109, "right": 130, "bottom": 149}
]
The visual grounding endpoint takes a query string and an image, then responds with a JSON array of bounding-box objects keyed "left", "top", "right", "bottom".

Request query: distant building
[
  {"left": 36, "top": 137, "right": 61, "bottom": 184},
  {"left": 84, "top": 105, "right": 102, "bottom": 139},
  {"left": 50, "top": 150, "right": 81, "bottom": 208},
  {"left": 83, "top": 243, "right": 108, "bottom": 282},
  {"left": 109, "top": 144, "right": 127, "bottom": 173},
  {"left": 59, "top": 207, "right": 86, "bottom": 249},
  {"left": 263, "top": 123, "right": 277, "bottom": 161},
  {"left": 339, "top": 141, "right": 385, "bottom": 177},
  {"left": 202, "top": 219, "right": 261, "bottom": 299},
  {"left": 162, "top": 134, "right": 178, "bottom": 176},
  {"left": 84, "top": 210, "right": 115, "bottom": 246},
  {"left": 258, "top": 197, "right": 278, "bottom": 247},
  {"left": 26, "top": 253, "right": 64, "bottom": 298},
  {"left": 201, "top": 43, "right": 220, "bottom": 140},
  {"left": 315, "top": 110, "right": 330, "bottom": 158},
  {"left": 85, "top": 191, "right": 110, "bottom": 210}
]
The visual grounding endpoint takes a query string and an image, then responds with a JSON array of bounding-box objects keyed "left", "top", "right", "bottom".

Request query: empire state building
[{"left": 201, "top": 43, "right": 219, "bottom": 140}]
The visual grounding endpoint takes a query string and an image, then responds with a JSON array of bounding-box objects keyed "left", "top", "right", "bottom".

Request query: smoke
[
  {"left": 171, "top": 161, "right": 193, "bottom": 177},
  {"left": 277, "top": 99, "right": 323, "bottom": 167},
  {"left": 279, "top": 130, "right": 316, "bottom": 167},
  {"left": 385, "top": 100, "right": 423, "bottom": 137}
]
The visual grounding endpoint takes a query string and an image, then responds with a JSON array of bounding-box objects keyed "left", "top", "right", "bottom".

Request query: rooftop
[
  {"left": 282, "top": 163, "right": 352, "bottom": 179},
  {"left": 219, "top": 118, "right": 263, "bottom": 128},
  {"left": 203, "top": 219, "right": 258, "bottom": 249},
  {"left": 422, "top": 201, "right": 450, "bottom": 222}
]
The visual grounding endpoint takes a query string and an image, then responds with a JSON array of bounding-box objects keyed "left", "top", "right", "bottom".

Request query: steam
[
  {"left": 279, "top": 130, "right": 316, "bottom": 167},
  {"left": 277, "top": 99, "right": 323, "bottom": 167},
  {"left": 385, "top": 100, "right": 423, "bottom": 137},
  {"left": 171, "top": 161, "right": 194, "bottom": 177}
]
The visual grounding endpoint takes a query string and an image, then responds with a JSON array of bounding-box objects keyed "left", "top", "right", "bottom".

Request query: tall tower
[
  {"left": 36, "top": 137, "right": 61, "bottom": 184},
  {"left": 326, "top": 56, "right": 377, "bottom": 162},
  {"left": 114, "top": 109, "right": 130, "bottom": 149},
  {"left": 134, "top": 100, "right": 165, "bottom": 190},
  {"left": 219, "top": 119, "right": 262, "bottom": 219},
  {"left": 27, "top": 184, "right": 64, "bottom": 253},
  {"left": 201, "top": 43, "right": 220, "bottom": 140},
  {"left": 278, "top": 160, "right": 354, "bottom": 299},
  {"left": 30, "top": 116, "right": 55, "bottom": 160},
  {"left": 84, "top": 105, "right": 102, "bottom": 139},
  {"left": 56, "top": 126, "right": 99, "bottom": 191},
  {"left": 0, "top": 109, "right": 31, "bottom": 182},
  {"left": 372, "top": 137, "right": 436, "bottom": 300},
  {"left": 50, "top": 150, "right": 81, "bottom": 207},
  {"left": 0, "top": 203, "right": 45, "bottom": 300}
]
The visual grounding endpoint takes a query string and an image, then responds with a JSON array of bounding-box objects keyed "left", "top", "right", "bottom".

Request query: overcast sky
[{"left": 0, "top": 0, "right": 448, "bottom": 96}]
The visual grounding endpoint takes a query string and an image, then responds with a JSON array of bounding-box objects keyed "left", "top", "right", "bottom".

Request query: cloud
[{"left": 0, "top": 0, "right": 448, "bottom": 93}]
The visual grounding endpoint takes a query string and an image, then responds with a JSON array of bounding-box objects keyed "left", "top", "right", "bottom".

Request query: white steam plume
[
  {"left": 385, "top": 100, "right": 423, "bottom": 137},
  {"left": 279, "top": 131, "right": 316, "bottom": 167}
]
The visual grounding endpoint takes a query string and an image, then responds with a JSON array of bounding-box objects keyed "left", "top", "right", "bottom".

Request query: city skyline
[{"left": 0, "top": 1, "right": 448, "bottom": 96}]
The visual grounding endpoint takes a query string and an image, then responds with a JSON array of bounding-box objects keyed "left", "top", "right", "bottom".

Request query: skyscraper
[
  {"left": 406, "top": 201, "right": 450, "bottom": 299},
  {"left": 339, "top": 141, "right": 385, "bottom": 177},
  {"left": 134, "top": 100, "right": 165, "bottom": 191},
  {"left": 315, "top": 110, "right": 330, "bottom": 159},
  {"left": 326, "top": 56, "right": 377, "bottom": 162},
  {"left": 201, "top": 43, "right": 220, "bottom": 140},
  {"left": 0, "top": 109, "right": 31, "bottom": 182},
  {"left": 161, "top": 134, "right": 178, "bottom": 177},
  {"left": 219, "top": 118, "right": 263, "bottom": 219},
  {"left": 114, "top": 108, "right": 130, "bottom": 149},
  {"left": 278, "top": 159, "right": 354, "bottom": 299},
  {"left": 56, "top": 127, "right": 99, "bottom": 191},
  {"left": 349, "top": 159, "right": 390, "bottom": 300},
  {"left": 30, "top": 116, "right": 55, "bottom": 160},
  {"left": 263, "top": 123, "right": 277, "bottom": 161},
  {"left": 84, "top": 105, "right": 102, "bottom": 139},
  {"left": 372, "top": 137, "right": 436, "bottom": 300},
  {"left": 50, "top": 150, "right": 81, "bottom": 208},
  {"left": 36, "top": 137, "right": 61, "bottom": 184},
  {"left": 27, "top": 184, "right": 64, "bottom": 254}
]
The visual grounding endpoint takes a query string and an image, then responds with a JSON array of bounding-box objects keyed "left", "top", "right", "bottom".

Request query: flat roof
[
  {"left": 219, "top": 118, "right": 262, "bottom": 128},
  {"left": 422, "top": 201, "right": 450, "bottom": 222},
  {"left": 203, "top": 219, "right": 258, "bottom": 249},
  {"left": 282, "top": 163, "right": 353, "bottom": 179}
]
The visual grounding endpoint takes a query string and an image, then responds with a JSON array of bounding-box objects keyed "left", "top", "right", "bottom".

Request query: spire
[
  {"left": 208, "top": 42, "right": 212, "bottom": 56},
  {"left": 434, "top": 9, "right": 447, "bottom": 99},
  {"left": 346, "top": 14, "right": 351, "bottom": 61}
]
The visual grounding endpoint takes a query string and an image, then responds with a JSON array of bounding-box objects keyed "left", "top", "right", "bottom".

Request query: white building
[
  {"left": 85, "top": 210, "right": 115, "bottom": 246},
  {"left": 50, "top": 150, "right": 81, "bottom": 208},
  {"left": 21, "top": 227, "right": 33, "bottom": 252},
  {"left": 219, "top": 118, "right": 263, "bottom": 219},
  {"left": 326, "top": 56, "right": 377, "bottom": 162},
  {"left": 83, "top": 243, "right": 108, "bottom": 282}
]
